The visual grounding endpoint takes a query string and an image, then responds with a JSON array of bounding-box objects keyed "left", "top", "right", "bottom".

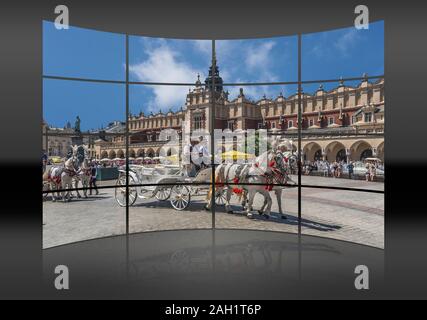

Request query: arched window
[
  {"left": 336, "top": 149, "right": 346, "bottom": 162},
  {"left": 360, "top": 148, "right": 373, "bottom": 160}
]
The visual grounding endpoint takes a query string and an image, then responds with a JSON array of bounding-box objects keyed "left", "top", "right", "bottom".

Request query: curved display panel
[
  {"left": 301, "top": 21, "right": 384, "bottom": 81},
  {"left": 300, "top": 22, "right": 384, "bottom": 248},
  {"left": 212, "top": 84, "right": 299, "bottom": 235},
  {"left": 129, "top": 36, "right": 211, "bottom": 83},
  {"left": 42, "top": 21, "right": 384, "bottom": 250},
  {"left": 216, "top": 36, "right": 298, "bottom": 83},
  {"left": 43, "top": 21, "right": 126, "bottom": 81}
]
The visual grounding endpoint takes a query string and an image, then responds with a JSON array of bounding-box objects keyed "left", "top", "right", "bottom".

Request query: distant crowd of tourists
[{"left": 301, "top": 159, "right": 384, "bottom": 181}]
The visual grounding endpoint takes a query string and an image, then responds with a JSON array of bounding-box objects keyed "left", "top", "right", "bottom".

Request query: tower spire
[
  {"left": 205, "top": 56, "right": 223, "bottom": 93},
  {"left": 195, "top": 73, "right": 201, "bottom": 87}
]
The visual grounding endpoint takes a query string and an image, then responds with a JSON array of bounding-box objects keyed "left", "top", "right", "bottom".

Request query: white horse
[
  {"left": 204, "top": 161, "right": 254, "bottom": 213},
  {"left": 205, "top": 138, "right": 297, "bottom": 219},
  {"left": 43, "top": 165, "right": 63, "bottom": 201},
  {"left": 70, "top": 146, "right": 92, "bottom": 199},
  {"left": 205, "top": 150, "right": 278, "bottom": 217},
  {"left": 243, "top": 150, "right": 297, "bottom": 219},
  {"left": 74, "top": 157, "right": 91, "bottom": 198},
  {"left": 59, "top": 154, "right": 79, "bottom": 202},
  {"left": 42, "top": 154, "right": 79, "bottom": 202}
]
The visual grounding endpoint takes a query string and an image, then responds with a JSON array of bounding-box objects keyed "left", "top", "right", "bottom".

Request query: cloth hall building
[{"left": 96, "top": 63, "right": 384, "bottom": 163}]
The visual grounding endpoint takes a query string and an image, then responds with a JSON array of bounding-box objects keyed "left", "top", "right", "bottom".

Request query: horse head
[
  {"left": 278, "top": 139, "right": 294, "bottom": 152},
  {"left": 289, "top": 153, "right": 298, "bottom": 166},
  {"left": 71, "top": 145, "right": 79, "bottom": 156},
  {"left": 273, "top": 151, "right": 286, "bottom": 172},
  {"left": 64, "top": 155, "right": 79, "bottom": 171}
]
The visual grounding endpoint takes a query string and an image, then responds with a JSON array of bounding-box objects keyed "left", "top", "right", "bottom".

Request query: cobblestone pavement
[{"left": 43, "top": 175, "right": 384, "bottom": 249}]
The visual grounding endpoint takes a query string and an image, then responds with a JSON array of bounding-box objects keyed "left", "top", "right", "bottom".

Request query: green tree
[{"left": 245, "top": 131, "right": 270, "bottom": 156}]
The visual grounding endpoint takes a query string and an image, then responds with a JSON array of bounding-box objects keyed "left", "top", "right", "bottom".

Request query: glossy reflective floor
[{"left": 42, "top": 229, "right": 383, "bottom": 299}]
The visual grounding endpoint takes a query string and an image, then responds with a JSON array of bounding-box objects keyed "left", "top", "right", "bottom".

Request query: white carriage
[{"left": 114, "top": 164, "right": 226, "bottom": 211}]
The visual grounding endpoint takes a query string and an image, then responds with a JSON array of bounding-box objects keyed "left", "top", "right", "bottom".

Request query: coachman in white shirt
[
  {"left": 192, "top": 136, "right": 209, "bottom": 170},
  {"left": 182, "top": 137, "right": 195, "bottom": 177}
]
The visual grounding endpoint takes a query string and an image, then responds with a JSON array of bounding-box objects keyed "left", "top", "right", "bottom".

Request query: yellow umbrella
[
  {"left": 49, "top": 156, "right": 63, "bottom": 164},
  {"left": 166, "top": 154, "right": 180, "bottom": 163},
  {"left": 220, "top": 150, "right": 255, "bottom": 160}
]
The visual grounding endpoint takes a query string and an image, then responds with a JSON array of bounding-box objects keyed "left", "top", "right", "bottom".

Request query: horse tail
[
  {"left": 42, "top": 170, "right": 49, "bottom": 181},
  {"left": 214, "top": 164, "right": 225, "bottom": 185}
]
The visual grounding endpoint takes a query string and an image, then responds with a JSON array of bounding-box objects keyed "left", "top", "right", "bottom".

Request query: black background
[{"left": 1, "top": 0, "right": 426, "bottom": 300}]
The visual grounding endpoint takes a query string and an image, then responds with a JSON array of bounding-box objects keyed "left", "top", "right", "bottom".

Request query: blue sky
[
  {"left": 302, "top": 20, "right": 384, "bottom": 93},
  {"left": 43, "top": 21, "right": 126, "bottom": 80},
  {"left": 43, "top": 79, "right": 125, "bottom": 131},
  {"left": 43, "top": 20, "right": 384, "bottom": 130}
]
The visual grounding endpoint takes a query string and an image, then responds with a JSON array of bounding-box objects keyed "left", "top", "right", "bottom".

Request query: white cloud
[
  {"left": 130, "top": 43, "right": 202, "bottom": 111},
  {"left": 334, "top": 29, "right": 361, "bottom": 56},
  {"left": 215, "top": 40, "right": 238, "bottom": 59},
  {"left": 306, "top": 28, "right": 363, "bottom": 59},
  {"left": 144, "top": 86, "right": 189, "bottom": 114},
  {"left": 245, "top": 41, "right": 276, "bottom": 70},
  {"left": 130, "top": 38, "right": 286, "bottom": 111},
  {"left": 194, "top": 39, "right": 281, "bottom": 83},
  {"left": 194, "top": 39, "right": 238, "bottom": 69},
  {"left": 193, "top": 40, "right": 211, "bottom": 55},
  {"left": 310, "top": 44, "right": 324, "bottom": 58},
  {"left": 130, "top": 43, "right": 202, "bottom": 83},
  {"left": 224, "top": 40, "right": 279, "bottom": 83}
]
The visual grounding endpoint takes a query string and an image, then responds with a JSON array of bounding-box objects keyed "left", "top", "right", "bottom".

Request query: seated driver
[
  {"left": 182, "top": 137, "right": 197, "bottom": 177},
  {"left": 192, "top": 136, "right": 209, "bottom": 171}
]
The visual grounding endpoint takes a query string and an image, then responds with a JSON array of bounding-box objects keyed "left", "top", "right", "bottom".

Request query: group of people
[
  {"left": 364, "top": 162, "right": 379, "bottom": 182},
  {"left": 303, "top": 160, "right": 348, "bottom": 178},
  {"left": 301, "top": 159, "right": 383, "bottom": 181},
  {"left": 101, "top": 158, "right": 162, "bottom": 167}
]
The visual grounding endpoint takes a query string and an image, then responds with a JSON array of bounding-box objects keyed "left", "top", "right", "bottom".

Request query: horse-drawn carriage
[
  {"left": 43, "top": 139, "right": 297, "bottom": 220},
  {"left": 42, "top": 145, "right": 93, "bottom": 202},
  {"left": 114, "top": 164, "right": 227, "bottom": 211},
  {"left": 113, "top": 147, "right": 297, "bottom": 218}
]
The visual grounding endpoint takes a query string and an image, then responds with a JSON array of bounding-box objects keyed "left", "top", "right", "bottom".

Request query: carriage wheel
[
  {"left": 115, "top": 174, "right": 137, "bottom": 207},
  {"left": 170, "top": 185, "right": 191, "bottom": 211},
  {"left": 154, "top": 187, "right": 171, "bottom": 201},
  {"left": 215, "top": 188, "right": 227, "bottom": 205}
]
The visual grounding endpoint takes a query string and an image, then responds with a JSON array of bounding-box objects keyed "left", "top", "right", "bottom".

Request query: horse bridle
[{"left": 270, "top": 152, "right": 292, "bottom": 185}]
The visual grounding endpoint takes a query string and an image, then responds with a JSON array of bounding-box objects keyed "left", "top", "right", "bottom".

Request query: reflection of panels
[
  {"left": 128, "top": 238, "right": 345, "bottom": 283},
  {"left": 42, "top": 236, "right": 128, "bottom": 298},
  {"left": 301, "top": 235, "right": 384, "bottom": 285},
  {"left": 43, "top": 230, "right": 384, "bottom": 298},
  {"left": 127, "top": 231, "right": 297, "bottom": 282},
  {"left": 129, "top": 241, "right": 303, "bottom": 281}
]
